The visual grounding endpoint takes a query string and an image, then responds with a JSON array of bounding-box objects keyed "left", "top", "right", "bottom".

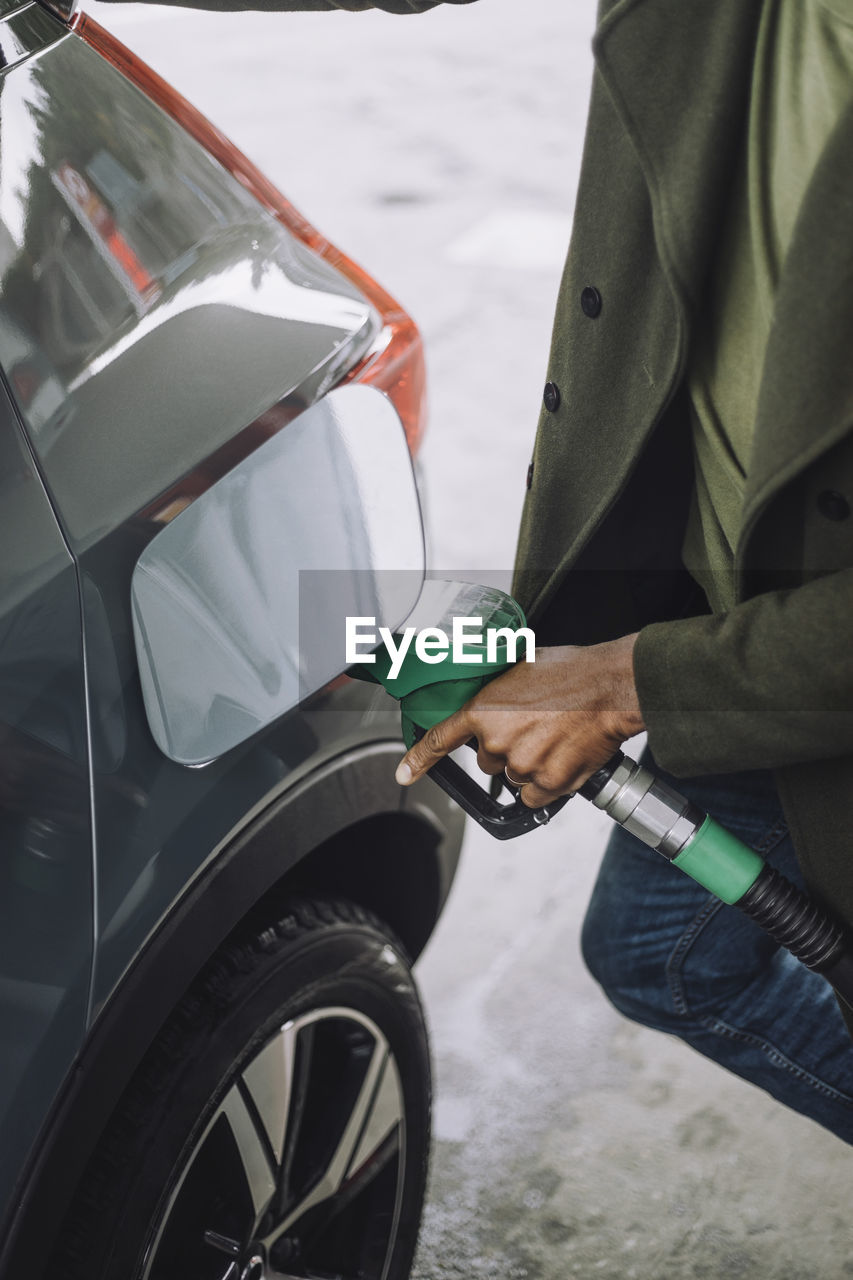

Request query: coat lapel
[
  {"left": 595, "top": 0, "right": 763, "bottom": 318},
  {"left": 514, "top": 0, "right": 765, "bottom": 620},
  {"left": 597, "top": 0, "right": 853, "bottom": 568}
]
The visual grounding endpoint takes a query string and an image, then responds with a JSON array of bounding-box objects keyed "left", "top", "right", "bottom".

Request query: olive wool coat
[
  {"left": 129, "top": 0, "right": 853, "bottom": 1010},
  {"left": 509, "top": 0, "right": 853, "bottom": 993}
]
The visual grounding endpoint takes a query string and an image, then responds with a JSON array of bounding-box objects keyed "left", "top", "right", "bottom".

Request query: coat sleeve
[
  {"left": 633, "top": 568, "right": 853, "bottom": 777},
  {"left": 103, "top": 0, "right": 476, "bottom": 11}
]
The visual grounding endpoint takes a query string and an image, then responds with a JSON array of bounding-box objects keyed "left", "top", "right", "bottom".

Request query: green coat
[
  {"left": 508, "top": 0, "right": 853, "bottom": 979},
  {"left": 127, "top": 0, "right": 853, "bottom": 996}
]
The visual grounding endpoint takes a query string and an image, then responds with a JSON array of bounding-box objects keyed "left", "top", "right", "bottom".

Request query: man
[
  {"left": 396, "top": 0, "right": 853, "bottom": 1144},
  {"left": 127, "top": 0, "right": 853, "bottom": 1139}
]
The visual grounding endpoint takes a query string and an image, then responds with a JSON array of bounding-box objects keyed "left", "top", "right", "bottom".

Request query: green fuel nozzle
[
  {"left": 353, "top": 579, "right": 853, "bottom": 1007},
  {"left": 352, "top": 580, "right": 571, "bottom": 838}
]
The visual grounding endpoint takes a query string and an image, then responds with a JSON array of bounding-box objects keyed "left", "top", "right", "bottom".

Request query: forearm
[
  {"left": 102, "top": 0, "right": 476, "bottom": 12},
  {"left": 635, "top": 569, "right": 853, "bottom": 777}
]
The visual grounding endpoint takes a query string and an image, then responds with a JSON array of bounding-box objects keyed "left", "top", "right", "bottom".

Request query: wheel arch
[
  {"left": 0, "top": 741, "right": 461, "bottom": 1280},
  {"left": 255, "top": 809, "right": 447, "bottom": 963}
]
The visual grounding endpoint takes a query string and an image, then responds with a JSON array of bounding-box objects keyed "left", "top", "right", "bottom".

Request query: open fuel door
[{"left": 131, "top": 386, "right": 424, "bottom": 765}]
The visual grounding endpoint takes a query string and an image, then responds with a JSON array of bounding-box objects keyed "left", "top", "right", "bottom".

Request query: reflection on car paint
[
  {"left": 0, "top": 32, "right": 379, "bottom": 547},
  {"left": 0, "top": 2, "right": 64, "bottom": 75},
  {"left": 0, "top": 389, "right": 93, "bottom": 1211}
]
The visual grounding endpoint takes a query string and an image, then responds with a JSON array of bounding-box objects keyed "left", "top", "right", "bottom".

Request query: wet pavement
[
  {"left": 86, "top": 0, "right": 853, "bottom": 1272},
  {"left": 414, "top": 806, "right": 853, "bottom": 1280}
]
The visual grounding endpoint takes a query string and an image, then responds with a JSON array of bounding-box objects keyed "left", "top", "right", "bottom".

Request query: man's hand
[{"left": 395, "top": 634, "right": 644, "bottom": 807}]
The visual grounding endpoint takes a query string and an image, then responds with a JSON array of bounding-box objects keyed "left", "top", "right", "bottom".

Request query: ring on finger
[{"left": 504, "top": 766, "right": 526, "bottom": 788}]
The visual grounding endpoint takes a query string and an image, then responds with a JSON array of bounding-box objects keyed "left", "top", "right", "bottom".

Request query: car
[{"left": 0, "top": 1, "right": 465, "bottom": 1276}]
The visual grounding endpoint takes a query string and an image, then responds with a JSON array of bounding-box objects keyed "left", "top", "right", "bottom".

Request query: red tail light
[{"left": 73, "top": 15, "right": 427, "bottom": 455}]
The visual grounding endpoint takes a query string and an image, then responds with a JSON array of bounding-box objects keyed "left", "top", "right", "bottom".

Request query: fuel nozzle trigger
[
  {"left": 407, "top": 721, "right": 571, "bottom": 840},
  {"left": 350, "top": 580, "right": 575, "bottom": 839}
]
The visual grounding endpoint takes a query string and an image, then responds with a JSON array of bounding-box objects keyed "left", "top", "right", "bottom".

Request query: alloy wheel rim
[{"left": 140, "top": 1005, "right": 407, "bottom": 1280}]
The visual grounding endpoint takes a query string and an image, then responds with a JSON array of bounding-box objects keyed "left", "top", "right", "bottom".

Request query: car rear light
[{"left": 72, "top": 15, "right": 427, "bottom": 455}]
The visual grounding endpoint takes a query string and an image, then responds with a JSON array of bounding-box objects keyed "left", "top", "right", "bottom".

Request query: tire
[{"left": 51, "top": 899, "right": 432, "bottom": 1280}]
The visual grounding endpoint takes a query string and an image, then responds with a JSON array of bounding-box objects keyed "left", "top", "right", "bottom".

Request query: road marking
[{"left": 445, "top": 209, "right": 572, "bottom": 271}]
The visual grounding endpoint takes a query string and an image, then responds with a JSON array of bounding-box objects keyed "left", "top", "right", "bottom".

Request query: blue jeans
[{"left": 581, "top": 749, "right": 853, "bottom": 1144}]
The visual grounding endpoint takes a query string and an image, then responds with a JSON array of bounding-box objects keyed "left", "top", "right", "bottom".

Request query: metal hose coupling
[
  {"left": 579, "top": 753, "right": 704, "bottom": 860},
  {"left": 579, "top": 755, "right": 853, "bottom": 1008}
]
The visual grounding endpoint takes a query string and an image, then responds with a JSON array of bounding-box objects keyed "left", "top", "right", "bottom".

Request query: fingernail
[{"left": 395, "top": 761, "right": 413, "bottom": 786}]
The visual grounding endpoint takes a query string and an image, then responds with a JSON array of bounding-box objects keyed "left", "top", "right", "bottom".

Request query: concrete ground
[
  {"left": 414, "top": 808, "right": 853, "bottom": 1280},
  {"left": 85, "top": 0, "right": 853, "bottom": 1272}
]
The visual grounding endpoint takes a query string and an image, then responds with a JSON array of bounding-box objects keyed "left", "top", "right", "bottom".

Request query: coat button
[
  {"left": 526, "top": 462, "right": 534, "bottom": 490},
  {"left": 543, "top": 382, "right": 560, "bottom": 413},
  {"left": 817, "top": 490, "right": 851, "bottom": 521},
  {"left": 581, "top": 285, "right": 602, "bottom": 318}
]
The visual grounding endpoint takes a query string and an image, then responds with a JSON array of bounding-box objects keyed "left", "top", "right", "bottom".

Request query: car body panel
[
  {"left": 0, "top": 737, "right": 463, "bottom": 1280},
  {"left": 0, "top": 13, "right": 465, "bottom": 1271},
  {"left": 1, "top": 26, "right": 379, "bottom": 549},
  {"left": 0, "top": 22, "right": 406, "bottom": 1010},
  {"left": 0, "top": 384, "right": 93, "bottom": 1227}
]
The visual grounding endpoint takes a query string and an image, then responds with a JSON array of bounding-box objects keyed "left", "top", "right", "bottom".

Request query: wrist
[{"left": 604, "top": 631, "right": 644, "bottom": 738}]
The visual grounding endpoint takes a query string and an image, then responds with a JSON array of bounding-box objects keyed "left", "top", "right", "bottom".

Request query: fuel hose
[
  {"left": 353, "top": 580, "right": 853, "bottom": 1008},
  {"left": 579, "top": 753, "right": 853, "bottom": 1008}
]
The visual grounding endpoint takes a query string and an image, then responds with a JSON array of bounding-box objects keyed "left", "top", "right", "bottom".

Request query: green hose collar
[{"left": 672, "top": 817, "right": 765, "bottom": 905}]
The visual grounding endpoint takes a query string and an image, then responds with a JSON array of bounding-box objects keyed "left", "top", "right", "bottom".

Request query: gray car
[{"left": 0, "top": 2, "right": 464, "bottom": 1276}]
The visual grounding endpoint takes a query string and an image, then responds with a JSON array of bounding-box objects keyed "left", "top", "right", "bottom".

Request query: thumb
[{"left": 395, "top": 709, "right": 473, "bottom": 785}]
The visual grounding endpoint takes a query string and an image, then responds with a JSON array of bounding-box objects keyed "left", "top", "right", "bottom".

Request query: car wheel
[{"left": 53, "top": 899, "right": 431, "bottom": 1280}]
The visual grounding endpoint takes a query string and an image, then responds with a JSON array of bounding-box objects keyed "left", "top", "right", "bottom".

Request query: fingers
[
  {"left": 508, "top": 747, "right": 602, "bottom": 808},
  {"left": 395, "top": 709, "right": 473, "bottom": 785},
  {"left": 515, "top": 779, "right": 569, "bottom": 809},
  {"left": 477, "top": 744, "right": 506, "bottom": 776},
  {"left": 505, "top": 756, "right": 566, "bottom": 808},
  {"left": 394, "top": 678, "right": 626, "bottom": 807},
  {"left": 516, "top": 743, "right": 618, "bottom": 808}
]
